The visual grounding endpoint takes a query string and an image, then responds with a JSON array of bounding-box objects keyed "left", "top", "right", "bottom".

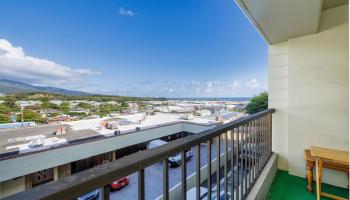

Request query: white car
[
  {"left": 187, "top": 187, "right": 208, "bottom": 200},
  {"left": 148, "top": 139, "right": 193, "bottom": 167}
]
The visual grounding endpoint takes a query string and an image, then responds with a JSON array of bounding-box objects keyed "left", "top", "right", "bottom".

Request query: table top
[{"left": 311, "top": 146, "right": 349, "bottom": 165}]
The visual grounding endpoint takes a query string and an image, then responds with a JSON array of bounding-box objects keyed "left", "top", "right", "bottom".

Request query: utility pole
[{"left": 20, "top": 106, "right": 24, "bottom": 126}]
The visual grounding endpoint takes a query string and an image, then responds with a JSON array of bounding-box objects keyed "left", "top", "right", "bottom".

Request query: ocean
[{"left": 168, "top": 97, "right": 251, "bottom": 101}]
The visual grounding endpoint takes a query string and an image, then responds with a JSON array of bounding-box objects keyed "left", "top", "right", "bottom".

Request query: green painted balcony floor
[{"left": 267, "top": 170, "right": 349, "bottom": 200}]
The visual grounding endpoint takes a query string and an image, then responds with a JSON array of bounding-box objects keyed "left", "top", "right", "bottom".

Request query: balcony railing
[{"left": 4, "top": 109, "right": 275, "bottom": 200}]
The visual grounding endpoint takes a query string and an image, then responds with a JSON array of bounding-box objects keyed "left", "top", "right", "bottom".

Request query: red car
[{"left": 110, "top": 176, "right": 130, "bottom": 190}]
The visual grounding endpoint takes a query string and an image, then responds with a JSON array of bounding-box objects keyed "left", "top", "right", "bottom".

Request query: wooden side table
[
  {"left": 311, "top": 146, "right": 349, "bottom": 200},
  {"left": 304, "top": 149, "right": 349, "bottom": 192}
]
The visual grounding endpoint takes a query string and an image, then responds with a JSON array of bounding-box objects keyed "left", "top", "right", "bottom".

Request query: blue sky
[{"left": 0, "top": 0, "right": 268, "bottom": 98}]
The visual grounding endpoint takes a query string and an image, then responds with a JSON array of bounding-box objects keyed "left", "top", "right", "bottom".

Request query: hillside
[{"left": 0, "top": 79, "right": 90, "bottom": 95}]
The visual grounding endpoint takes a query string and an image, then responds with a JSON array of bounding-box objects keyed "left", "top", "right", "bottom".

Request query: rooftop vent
[
  {"left": 29, "top": 139, "right": 44, "bottom": 148},
  {"left": 106, "top": 122, "right": 118, "bottom": 130}
]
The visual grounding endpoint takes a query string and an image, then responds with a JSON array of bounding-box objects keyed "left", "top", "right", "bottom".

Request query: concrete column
[
  {"left": 54, "top": 167, "right": 59, "bottom": 181},
  {"left": 25, "top": 175, "right": 32, "bottom": 189},
  {"left": 112, "top": 151, "right": 116, "bottom": 160},
  {"left": 57, "top": 164, "right": 71, "bottom": 179}
]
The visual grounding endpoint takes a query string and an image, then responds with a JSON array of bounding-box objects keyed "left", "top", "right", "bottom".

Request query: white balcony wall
[
  {"left": 268, "top": 41, "right": 289, "bottom": 170},
  {"left": 287, "top": 4, "right": 349, "bottom": 188},
  {"left": 269, "top": 4, "right": 349, "bottom": 187}
]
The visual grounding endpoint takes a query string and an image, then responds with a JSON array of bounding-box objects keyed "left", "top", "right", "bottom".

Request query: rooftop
[
  {"left": 0, "top": 112, "right": 242, "bottom": 158},
  {"left": 64, "top": 112, "right": 218, "bottom": 135}
]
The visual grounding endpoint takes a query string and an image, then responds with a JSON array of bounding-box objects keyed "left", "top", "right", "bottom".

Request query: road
[{"left": 109, "top": 143, "right": 227, "bottom": 200}]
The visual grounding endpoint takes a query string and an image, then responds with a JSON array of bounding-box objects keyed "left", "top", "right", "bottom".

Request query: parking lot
[{"left": 109, "top": 143, "right": 226, "bottom": 200}]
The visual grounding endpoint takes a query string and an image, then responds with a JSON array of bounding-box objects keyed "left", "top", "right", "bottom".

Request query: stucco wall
[
  {"left": 269, "top": 4, "right": 348, "bottom": 188},
  {"left": 268, "top": 42, "right": 289, "bottom": 170},
  {"left": 287, "top": 5, "right": 349, "bottom": 187}
]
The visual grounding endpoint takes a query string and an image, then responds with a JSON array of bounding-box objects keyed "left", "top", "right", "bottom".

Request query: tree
[
  {"left": 110, "top": 104, "right": 122, "bottom": 113},
  {"left": 98, "top": 103, "right": 112, "bottom": 117},
  {"left": 137, "top": 101, "right": 146, "bottom": 111},
  {"left": 18, "top": 109, "right": 45, "bottom": 123},
  {"left": 246, "top": 92, "right": 268, "bottom": 114},
  {"left": 77, "top": 102, "right": 92, "bottom": 110},
  {"left": 3, "top": 96, "right": 18, "bottom": 109},
  {"left": 121, "top": 101, "right": 129, "bottom": 108},
  {"left": 0, "top": 114, "right": 11, "bottom": 123},
  {"left": 60, "top": 102, "right": 70, "bottom": 114},
  {"left": 48, "top": 102, "right": 60, "bottom": 109},
  {"left": 41, "top": 98, "right": 50, "bottom": 109},
  {"left": 67, "top": 112, "right": 87, "bottom": 119},
  {"left": 0, "top": 103, "right": 11, "bottom": 114}
]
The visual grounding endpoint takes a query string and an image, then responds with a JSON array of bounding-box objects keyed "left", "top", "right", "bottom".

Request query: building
[
  {"left": 47, "top": 115, "right": 71, "bottom": 124},
  {"left": 15, "top": 101, "right": 42, "bottom": 108},
  {"left": 0, "top": 113, "right": 218, "bottom": 198}
]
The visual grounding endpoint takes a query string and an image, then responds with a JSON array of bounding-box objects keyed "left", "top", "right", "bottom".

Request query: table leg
[
  {"left": 315, "top": 157, "right": 320, "bottom": 200},
  {"left": 306, "top": 161, "right": 313, "bottom": 192},
  {"left": 319, "top": 159, "right": 323, "bottom": 194}
]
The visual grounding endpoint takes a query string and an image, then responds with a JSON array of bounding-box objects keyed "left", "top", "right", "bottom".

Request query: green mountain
[{"left": 0, "top": 79, "right": 90, "bottom": 95}]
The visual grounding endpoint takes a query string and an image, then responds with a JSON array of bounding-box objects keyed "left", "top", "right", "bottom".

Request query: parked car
[
  {"left": 187, "top": 187, "right": 208, "bottom": 200},
  {"left": 185, "top": 148, "right": 194, "bottom": 160},
  {"left": 210, "top": 191, "right": 231, "bottom": 200},
  {"left": 77, "top": 189, "right": 99, "bottom": 200},
  {"left": 148, "top": 139, "right": 193, "bottom": 167},
  {"left": 110, "top": 176, "right": 130, "bottom": 190}
]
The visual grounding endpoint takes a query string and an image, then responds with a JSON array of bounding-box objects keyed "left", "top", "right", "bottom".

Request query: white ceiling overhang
[{"left": 235, "top": 0, "right": 348, "bottom": 44}]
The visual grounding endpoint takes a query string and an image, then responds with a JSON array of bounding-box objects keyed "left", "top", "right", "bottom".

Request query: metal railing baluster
[
  {"left": 235, "top": 127, "right": 239, "bottom": 200},
  {"left": 224, "top": 132, "right": 228, "bottom": 200},
  {"left": 263, "top": 116, "right": 266, "bottom": 166},
  {"left": 196, "top": 145, "right": 201, "bottom": 200},
  {"left": 181, "top": 151, "right": 187, "bottom": 200},
  {"left": 245, "top": 124, "right": 248, "bottom": 198},
  {"left": 265, "top": 115, "right": 268, "bottom": 163},
  {"left": 262, "top": 116, "right": 264, "bottom": 167},
  {"left": 138, "top": 169, "right": 145, "bottom": 200},
  {"left": 230, "top": 130, "right": 235, "bottom": 200},
  {"left": 216, "top": 136, "right": 221, "bottom": 200},
  {"left": 257, "top": 118, "right": 261, "bottom": 174},
  {"left": 163, "top": 159, "right": 169, "bottom": 200},
  {"left": 207, "top": 139, "right": 212, "bottom": 199},
  {"left": 102, "top": 185, "right": 110, "bottom": 200},
  {"left": 240, "top": 126, "right": 244, "bottom": 199},
  {"left": 254, "top": 120, "right": 258, "bottom": 181},
  {"left": 269, "top": 113, "right": 272, "bottom": 156},
  {"left": 264, "top": 115, "right": 267, "bottom": 165},
  {"left": 248, "top": 122, "right": 252, "bottom": 188}
]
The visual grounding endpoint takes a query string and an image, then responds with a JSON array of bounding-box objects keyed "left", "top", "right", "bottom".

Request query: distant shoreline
[{"left": 167, "top": 97, "right": 251, "bottom": 101}]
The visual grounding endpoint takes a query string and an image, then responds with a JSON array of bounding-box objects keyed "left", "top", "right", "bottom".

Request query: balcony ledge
[{"left": 246, "top": 153, "right": 278, "bottom": 200}]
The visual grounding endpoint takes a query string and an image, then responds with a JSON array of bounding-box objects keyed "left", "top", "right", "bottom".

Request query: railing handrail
[{"left": 4, "top": 108, "right": 275, "bottom": 200}]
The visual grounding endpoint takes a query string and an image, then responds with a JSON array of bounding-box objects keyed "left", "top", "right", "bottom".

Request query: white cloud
[
  {"left": 245, "top": 79, "right": 260, "bottom": 89},
  {"left": 229, "top": 80, "right": 241, "bottom": 90},
  {"left": 103, "top": 78, "right": 266, "bottom": 97},
  {"left": 0, "top": 39, "right": 100, "bottom": 86},
  {"left": 119, "top": 8, "right": 135, "bottom": 17},
  {"left": 191, "top": 80, "right": 224, "bottom": 93}
]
